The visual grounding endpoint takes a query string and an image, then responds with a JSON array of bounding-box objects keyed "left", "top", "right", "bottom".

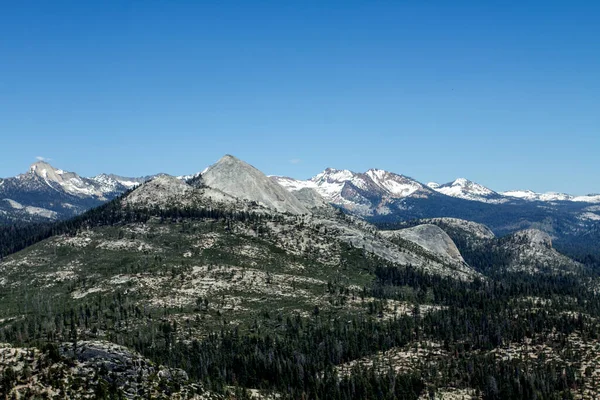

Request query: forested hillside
[{"left": 1, "top": 161, "right": 600, "bottom": 399}]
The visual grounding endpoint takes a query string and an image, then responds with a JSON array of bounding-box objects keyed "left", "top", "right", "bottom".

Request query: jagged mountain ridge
[
  {"left": 274, "top": 168, "right": 600, "bottom": 253},
  {"left": 2, "top": 159, "right": 600, "bottom": 260},
  {"left": 272, "top": 168, "right": 434, "bottom": 216},
  {"left": 276, "top": 169, "right": 600, "bottom": 210},
  {"left": 3, "top": 159, "right": 599, "bottom": 225},
  {"left": 0, "top": 161, "right": 157, "bottom": 223}
]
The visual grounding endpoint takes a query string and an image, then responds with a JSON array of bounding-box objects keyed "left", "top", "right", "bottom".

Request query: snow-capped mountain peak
[
  {"left": 502, "top": 190, "right": 577, "bottom": 202},
  {"left": 452, "top": 177, "right": 470, "bottom": 186},
  {"left": 23, "top": 161, "right": 107, "bottom": 198},
  {"left": 427, "top": 178, "right": 503, "bottom": 203},
  {"left": 448, "top": 178, "right": 495, "bottom": 195},
  {"left": 28, "top": 161, "right": 63, "bottom": 180},
  {"left": 273, "top": 167, "right": 433, "bottom": 217},
  {"left": 365, "top": 168, "right": 388, "bottom": 181},
  {"left": 312, "top": 168, "right": 355, "bottom": 184},
  {"left": 365, "top": 169, "right": 423, "bottom": 197}
]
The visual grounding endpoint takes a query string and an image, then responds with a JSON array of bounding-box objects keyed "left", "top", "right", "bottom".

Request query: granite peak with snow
[
  {"left": 2, "top": 157, "right": 600, "bottom": 255},
  {"left": 272, "top": 168, "right": 433, "bottom": 216},
  {"left": 0, "top": 161, "right": 151, "bottom": 223},
  {"left": 426, "top": 178, "right": 506, "bottom": 204}
]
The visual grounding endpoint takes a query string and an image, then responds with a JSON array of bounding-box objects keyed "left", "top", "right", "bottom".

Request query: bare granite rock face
[
  {"left": 503, "top": 228, "right": 580, "bottom": 273},
  {"left": 290, "top": 187, "right": 333, "bottom": 211},
  {"left": 124, "top": 175, "right": 194, "bottom": 206},
  {"left": 511, "top": 229, "right": 553, "bottom": 249},
  {"left": 202, "top": 155, "right": 309, "bottom": 215},
  {"left": 382, "top": 224, "right": 465, "bottom": 264},
  {"left": 424, "top": 217, "right": 496, "bottom": 240}
]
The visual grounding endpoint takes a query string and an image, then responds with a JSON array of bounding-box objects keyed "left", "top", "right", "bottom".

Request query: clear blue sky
[{"left": 1, "top": 1, "right": 598, "bottom": 194}]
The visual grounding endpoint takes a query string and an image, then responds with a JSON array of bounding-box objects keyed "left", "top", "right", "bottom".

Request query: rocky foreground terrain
[{"left": 0, "top": 341, "right": 218, "bottom": 399}]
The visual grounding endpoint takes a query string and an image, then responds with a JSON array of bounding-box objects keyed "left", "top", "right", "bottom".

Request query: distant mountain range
[
  {"left": 271, "top": 169, "right": 599, "bottom": 255},
  {"left": 2, "top": 159, "right": 599, "bottom": 255},
  {"left": 0, "top": 161, "right": 203, "bottom": 223},
  {"left": 273, "top": 169, "right": 600, "bottom": 209},
  {"left": 0, "top": 161, "right": 143, "bottom": 223}
]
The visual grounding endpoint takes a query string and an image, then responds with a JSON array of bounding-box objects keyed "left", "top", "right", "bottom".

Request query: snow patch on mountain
[
  {"left": 310, "top": 169, "right": 356, "bottom": 200},
  {"left": 91, "top": 174, "right": 143, "bottom": 191},
  {"left": 29, "top": 161, "right": 106, "bottom": 198},
  {"left": 271, "top": 176, "right": 318, "bottom": 192},
  {"left": 502, "top": 190, "right": 578, "bottom": 202},
  {"left": 572, "top": 194, "right": 600, "bottom": 204},
  {"left": 579, "top": 212, "right": 600, "bottom": 221},
  {"left": 428, "top": 178, "right": 506, "bottom": 203},
  {"left": 501, "top": 190, "right": 540, "bottom": 200},
  {"left": 366, "top": 169, "right": 421, "bottom": 197}
]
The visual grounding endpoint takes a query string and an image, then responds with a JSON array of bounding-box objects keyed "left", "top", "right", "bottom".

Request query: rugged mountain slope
[
  {"left": 203, "top": 155, "right": 309, "bottom": 215},
  {"left": 423, "top": 217, "right": 496, "bottom": 240},
  {"left": 381, "top": 224, "right": 466, "bottom": 265},
  {"left": 0, "top": 162, "right": 146, "bottom": 223},
  {"left": 275, "top": 168, "right": 600, "bottom": 253},
  {"left": 424, "top": 218, "right": 584, "bottom": 275},
  {"left": 124, "top": 175, "right": 196, "bottom": 206},
  {"left": 273, "top": 168, "right": 434, "bottom": 217},
  {"left": 289, "top": 187, "right": 332, "bottom": 211},
  {"left": 501, "top": 229, "right": 582, "bottom": 273}
]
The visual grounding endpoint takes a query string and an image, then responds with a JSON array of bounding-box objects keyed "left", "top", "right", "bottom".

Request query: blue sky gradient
[{"left": 1, "top": 1, "right": 598, "bottom": 194}]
